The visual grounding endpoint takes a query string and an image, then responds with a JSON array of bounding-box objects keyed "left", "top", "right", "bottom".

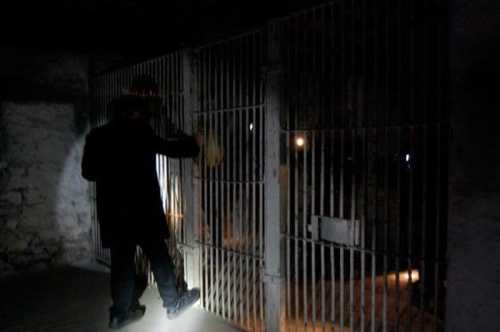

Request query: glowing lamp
[{"left": 295, "top": 136, "right": 305, "bottom": 148}]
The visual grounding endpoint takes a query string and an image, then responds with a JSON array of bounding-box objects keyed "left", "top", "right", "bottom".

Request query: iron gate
[
  {"left": 193, "top": 30, "right": 267, "bottom": 331},
  {"left": 90, "top": 1, "right": 449, "bottom": 331},
  {"left": 274, "top": 0, "right": 448, "bottom": 331}
]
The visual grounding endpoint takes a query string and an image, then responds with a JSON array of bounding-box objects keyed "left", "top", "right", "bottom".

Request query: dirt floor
[{"left": 0, "top": 264, "right": 242, "bottom": 332}]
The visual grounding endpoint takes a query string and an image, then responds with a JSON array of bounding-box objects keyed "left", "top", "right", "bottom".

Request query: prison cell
[
  {"left": 90, "top": 0, "right": 449, "bottom": 331},
  {"left": 274, "top": 1, "right": 448, "bottom": 331}
]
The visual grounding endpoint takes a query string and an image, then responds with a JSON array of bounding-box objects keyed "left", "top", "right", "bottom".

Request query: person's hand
[{"left": 195, "top": 131, "right": 204, "bottom": 147}]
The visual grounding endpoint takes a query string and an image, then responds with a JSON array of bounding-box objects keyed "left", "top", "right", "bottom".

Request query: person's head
[
  {"left": 112, "top": 75, "right": 161, "bottom": 124},
  {"left": 112, "top": 95, "right": 154, "bottom": 123}
]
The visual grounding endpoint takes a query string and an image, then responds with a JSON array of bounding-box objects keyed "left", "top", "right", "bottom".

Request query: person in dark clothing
[{"left": 81, "top": 92, "right": 201, "bottom": 329}]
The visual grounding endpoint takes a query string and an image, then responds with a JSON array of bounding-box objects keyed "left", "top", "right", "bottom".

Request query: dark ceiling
[{"left": 1, "top": 0, "right": 325, "bottom": 55}]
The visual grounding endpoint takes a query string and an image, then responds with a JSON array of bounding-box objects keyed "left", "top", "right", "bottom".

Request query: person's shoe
[
  {"left": 166, "top": 288, "right": 200, "bottom": 320},
  {"left": 129, "top": 302, "right": 146, "bottom": 316},
  {"left": 109, "top": 305, "right": 146, "bottom": 330}
]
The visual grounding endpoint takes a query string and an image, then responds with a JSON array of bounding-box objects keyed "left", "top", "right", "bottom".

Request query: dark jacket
[{"left": 81, "top": 119, "right": 199, "bottom": 248}]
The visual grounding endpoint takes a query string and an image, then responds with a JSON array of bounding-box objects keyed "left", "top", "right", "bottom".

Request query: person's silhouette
[{"left": 82, "top": 78, "right": 201, "bottom": 329}]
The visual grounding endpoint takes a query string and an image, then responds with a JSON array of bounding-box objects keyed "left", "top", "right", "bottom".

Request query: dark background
[{"left": 1, "top": 0, "right": 325, "bottom": 56}]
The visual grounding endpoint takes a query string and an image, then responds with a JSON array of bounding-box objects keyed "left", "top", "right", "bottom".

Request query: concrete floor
[{"left": 0, "top": 265, "right": 242, "bottom": 332}]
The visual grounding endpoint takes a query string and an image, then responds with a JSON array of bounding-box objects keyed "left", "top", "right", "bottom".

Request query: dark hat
[{"left": 112, "top": 94, "right": 161, "bottom": 119}]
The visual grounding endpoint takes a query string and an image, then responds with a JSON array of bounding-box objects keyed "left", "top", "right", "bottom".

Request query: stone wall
[
  {"left": 447, "top": 1, "right": 500, "bottom": 331},
  {"left": 0, "top": 102, "right": 91, "bottom": 275}
]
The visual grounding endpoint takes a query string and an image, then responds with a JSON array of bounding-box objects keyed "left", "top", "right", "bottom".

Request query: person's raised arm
[{"left": 152, "top": 134, "right": 200, "bottom": 158}]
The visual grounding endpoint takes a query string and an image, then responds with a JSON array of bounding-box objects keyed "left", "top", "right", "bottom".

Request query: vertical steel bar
[
  {"left": 320, "top": 132, "right": 326, "bottom": 332},
  {"left": 238, "top": 37, "right": 244, "bottom": 327},
  {"left": 350, "top": 128, "right": 356, "bottom": 332},
  {"left": 231, "top": 43, "right": 238, "bottom": 321},
  {"left": 420, "top": 125, "right": 427, "bottom": 332},
  {"left": 331, "top": 244, "right": 336, "bottom": 332},
  {"left": 259, "top": 30, "right": 265, "bottom": 332},
  {"left": 292, "top": 15, "right": 300, "bottom": 332},
  {"left": 208, "top": 47, "right": 215, "bottom": 314},
  {"left": 407, "top": 8, "right": 417, "bottom": 326},
  {"left": 231, "top": 46, "right": 238, "bottom": 320},
  {"left": 395, "top": 127, "right": 402, "bottom": 331},
  {"left": 244, "top": 36, "right": 251, "bottom": 328},
  {"left": 434, "top": 125, "right": 442, "bottom": 330},
  {"left": 370, "top": 132, "right": 376, "bottom": 332},
  {"left": 303, "top": 130, "right": 308, "bottom": 331},
  {"left": 203, "top": 50, "right": 210, "bottom": 310},
  {"left": 251, "top": 32, "right": 258, "bottom": 330},
  {"left": 223, "top": 43, "right": 229, "bottom": 322},
  {"left": 339, "top": 128, "right": 345, "bottom": 332},
  {"left": 312, "top": 131, "right": 317, "bottom": 332},
  {"left": 330, "top": 130, "right": 336, "bottom": 332},
  {"left": 383, "top": 1, "right": 390, "bottom": 330}
]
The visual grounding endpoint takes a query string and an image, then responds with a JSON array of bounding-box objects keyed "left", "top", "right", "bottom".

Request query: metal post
[
  {"left": 182, "top": 50, "right": 201, "bottom": 289},
  {"left": 264, "top": 21, "right": 285, "bottom": 332}
]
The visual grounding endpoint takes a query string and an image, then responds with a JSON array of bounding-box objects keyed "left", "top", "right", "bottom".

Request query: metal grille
[
  {"left": 90, "top": 1, "right": 449, "bottom": 331},
  {"left": 194, "top": 30, "right": 267, "bottom": 331},
  {"left": 90, "top": 53, "right": 188, "bottom": 285},
  {"left": 275, "top": 0, "right": 448, "bottom": 331}
]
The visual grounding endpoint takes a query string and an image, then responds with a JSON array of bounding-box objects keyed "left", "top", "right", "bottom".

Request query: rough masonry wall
[
  {"left": 447, "top": 1, "right": 500, "bottom": 331},
  {"left": 0, "top": 102, "right": 91, "bottom": 274}
]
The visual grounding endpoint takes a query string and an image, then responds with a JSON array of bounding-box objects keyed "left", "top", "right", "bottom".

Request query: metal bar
[
  {"left": 350, "top": 128, "right": 356, "bottom": 331},
  {"left": 231, "top": 52, "right": 238, "bottom": 320},
  {"left": 360, "top": 128, "right": 367, "bottom": 332},
  {"left": 222, "top": 43, "right": 229, "bottom": 322},
  {"left": 339, "top": 128, "right": 345, "bottom": 332},
  {"left": 243, "top": 40, "right": 250, "bottom": 329},
  {"left": 303, "top": 131, "right": 308, "bottom": 331},
  {"left": 312, "top": 131, "right": 317, "bottom": 332},
  {"left": 370, "top": 130, "right": 376, "bottom": 332},
  {"left": 251, "top": 32, "right": 258, "bottom": 330},
  {"left": 330, "top": 126, "right": 336, "bottom": 332},
  {"left": 320, "top": 132, "right": 326, "bottom": 332},
  {"left": 214, "top": 47, "right": 220, "bottom": 317},
  {"left": 434, "top": 124, "right": 442, "bottom": 330},
  {"left": 286, "top": 129, "right": 292, "bottom": 329},
  {"left": 340, "top": 246, "right": 345, "bottom": 332},
  {"left": 331, "top": 245, "right": 336, "bottom": 332},
  {"left": 208, "top": 47, "right": 215, "bottom": 314},
  {"left": 383, "top": 127, "right": 389, "bottom": 332},
  {"left": 291, "top": 17, "right": 300, "bottom": 331},
  {"left": 395, "top": 127, "right": 402, "bottom": 331},
  {"left": 203, "top": 50, "right": 210, "bottom": 310}
]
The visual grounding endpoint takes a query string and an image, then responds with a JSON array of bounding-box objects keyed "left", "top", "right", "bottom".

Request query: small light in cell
[
  {"left": 400, "top": 269, "right": 419, "bottom": 283},
  {"left": 295, "top": 136, "right": 305, "bottom": 148},
  {"left": 405, "top": 154, "right": 410, "bottom": 162},
  {"left": 249, "top": 123, "right": 254, "bottom": 131}
]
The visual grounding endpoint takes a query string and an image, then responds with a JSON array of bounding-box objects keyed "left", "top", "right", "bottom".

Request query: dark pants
[{"left": 109, "top": 236, "right": 178, "bottom": 318}]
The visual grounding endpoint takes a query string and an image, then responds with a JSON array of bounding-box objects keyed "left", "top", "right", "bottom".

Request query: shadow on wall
[{"left": 0, "top": 101, "right": 91, "bottom": 275}]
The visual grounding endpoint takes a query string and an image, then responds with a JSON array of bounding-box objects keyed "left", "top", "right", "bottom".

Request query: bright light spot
[
  {"left": 405, "top": 154, "right": 410, "bottom": 162},
  {"left": 249, "top": 123, "right": 254, "bottom": 131},
  {"left": 387, "top": 269, "right": 420, "bottom": 285},
  {"left": 399, "top": 269, "right": 420, "bottom": 282},
  {"left": 295, "top": 136, "right": 305, "bottom": 148}
]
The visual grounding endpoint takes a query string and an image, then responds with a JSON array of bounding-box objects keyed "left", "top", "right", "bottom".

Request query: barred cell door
[
  {"left": 275, "top": 1, "right": 448, "bottom": 331},
  {"left": 193, "top": 30, "right": 268, "bottom": 331}
]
